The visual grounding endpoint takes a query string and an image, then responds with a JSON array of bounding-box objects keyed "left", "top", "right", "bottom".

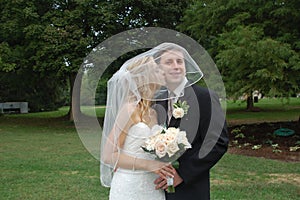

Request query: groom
[{"left": 153, "top": 43, "right": 229, "bottom": 200}]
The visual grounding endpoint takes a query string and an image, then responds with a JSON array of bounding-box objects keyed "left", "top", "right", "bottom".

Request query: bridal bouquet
[{"left": 141, "top": 126, "right": 191, "bottom": 193}]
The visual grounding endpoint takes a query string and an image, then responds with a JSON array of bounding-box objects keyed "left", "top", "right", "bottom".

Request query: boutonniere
[{"left": 172, "top": 100, "right": 189, "bottom": 119}]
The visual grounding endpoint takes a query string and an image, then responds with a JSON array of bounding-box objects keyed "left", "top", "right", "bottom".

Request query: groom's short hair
[{"left": 153, "top": 44, "right": 184, "bottom": 64}]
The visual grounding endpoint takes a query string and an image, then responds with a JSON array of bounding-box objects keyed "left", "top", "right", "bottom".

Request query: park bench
[{"left": 0, "top": 102, "right": 28, "bottom": 114}]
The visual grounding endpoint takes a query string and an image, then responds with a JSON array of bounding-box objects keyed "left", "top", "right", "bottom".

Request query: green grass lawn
[
  {"left": 1, "top": 98, "right": 299, "bottom": 199},
  {"left": 30, "top": 97, "right": 299, "bottom": 125},
  {"left": 225, "top": 97, "right": 300, "bottom": 125},
  {"left": 0, "top": 117, "right": 109, "bottom": 200}
]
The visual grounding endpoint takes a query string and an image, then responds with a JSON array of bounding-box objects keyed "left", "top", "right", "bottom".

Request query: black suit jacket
[{"left": 154, "top": 84, "right": 229, "bottom": 200}]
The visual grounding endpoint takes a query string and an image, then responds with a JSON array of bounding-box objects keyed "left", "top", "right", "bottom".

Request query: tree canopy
[
  {"left": 179, "top": 0, "right": 300, "bottom": 109},
  {"left": 1, "top": 0, "right": 299, "bottom": 114},
  {"left": 0, "top": 0, "right": 190, "bottom": 117}
]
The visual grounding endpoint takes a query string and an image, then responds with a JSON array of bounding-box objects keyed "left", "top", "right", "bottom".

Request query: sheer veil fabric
[{"left": 100, "top": 43, "right": 203, "bottom": 187}]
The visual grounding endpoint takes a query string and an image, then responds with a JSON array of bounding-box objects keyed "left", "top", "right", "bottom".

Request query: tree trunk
[
  {"left": 246, "top": 95, "right": 254, "bottom": 111},
  {"left": 68, "top": 72, "right": 82, "bottom": 121}
]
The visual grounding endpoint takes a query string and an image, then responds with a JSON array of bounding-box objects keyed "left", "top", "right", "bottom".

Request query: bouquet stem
[
  {"left": 166, "top": 176, "right": 175, "bottom": 193},
  {"left": 166, "top": 161, "right": 179, "bottom": 193}
]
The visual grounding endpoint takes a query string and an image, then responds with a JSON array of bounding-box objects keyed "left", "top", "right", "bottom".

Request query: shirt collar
[{"left": 169, "top": 77, "right": 188, "bottom": 98}]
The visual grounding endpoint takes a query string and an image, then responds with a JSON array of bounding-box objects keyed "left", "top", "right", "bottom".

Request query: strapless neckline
[
  {"left": 127, "top": 122, "right": 161, "bottom": 138},
  {"left": 130, "top": 121, "right": 157, "bottom": 129},
  {"left": 121, "top": 122, "right": 161, "bottom": 159}
]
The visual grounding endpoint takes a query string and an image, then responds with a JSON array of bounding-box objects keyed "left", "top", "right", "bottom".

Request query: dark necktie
[{"left": 168, "top": 92, "right": 176, "bottom": 124}]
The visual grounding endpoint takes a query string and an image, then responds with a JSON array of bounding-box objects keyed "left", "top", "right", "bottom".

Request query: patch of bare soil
[{"left": 228, "top": 121, "right": 300, "bottom": 162}]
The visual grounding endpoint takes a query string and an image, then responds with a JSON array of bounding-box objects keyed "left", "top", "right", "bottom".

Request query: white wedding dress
[{"left": 109, "top": 122, "right": 166, "bottom": 200}]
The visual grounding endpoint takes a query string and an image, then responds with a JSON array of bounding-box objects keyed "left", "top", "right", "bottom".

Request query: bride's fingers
[
  {"left": 154, "top": 170, "right": 170, "bottom": 179},
  {"left": 153, "top": 163, "right": 175, "bottom": 178},
  {"left": 158, "top": 167, "right": 174, "bottom": 178},
  {"left": 162, "top": 165, "right": 176, "bottom": 175}
]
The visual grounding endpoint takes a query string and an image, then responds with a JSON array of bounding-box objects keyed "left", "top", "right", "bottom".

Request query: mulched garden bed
[{"left": 228, "top": 121, "right": 300, "bottom": 162}]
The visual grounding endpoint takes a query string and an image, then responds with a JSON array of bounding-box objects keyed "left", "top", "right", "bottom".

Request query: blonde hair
[{"left": 127, "top": 56, "right": 158, "bottom": 124}]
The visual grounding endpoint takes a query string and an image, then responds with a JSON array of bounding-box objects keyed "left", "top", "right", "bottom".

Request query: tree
[
  {"left": 216, "top": 25, "right": 300, "bottom": 110},
  {"left": 37, "top": 1, "right": 100, "bottom": 120},
  {"left": 0, "top": 0, "right": 68, "bottom": 111},
  {"left": 1, "top": 0, "right": 192, "bottom": 120},
  {"left": 179, "top": 0, "right": 300, "bottom": 51},
  {"left": 179, "top": 0, "right": 300, "bottom": 109}
]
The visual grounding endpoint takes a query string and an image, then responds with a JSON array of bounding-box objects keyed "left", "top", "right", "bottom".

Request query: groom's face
[{"left": 159, "top": 50, "right": 186, "bottom": 89}]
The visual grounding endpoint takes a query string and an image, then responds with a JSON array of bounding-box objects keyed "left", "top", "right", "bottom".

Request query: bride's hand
[
  {"left": 144, "top": 160, "right": 175, "bottom": 178},
  {"left": 154, "top": 164, "right": 176, "bottom": 179}
]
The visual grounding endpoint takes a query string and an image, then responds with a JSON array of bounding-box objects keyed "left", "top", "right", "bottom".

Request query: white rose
[
  {"left": 166, "top": 127, "right": 179, "bottom": 135},
  {"left": 165, "top": 133, "right": 176, "bottom": 144},
  {"left": 155, "top": 141, "right": 167, "bottom": 158},
  {"left": 177, "top": 131, "right": 187, "bottom": 142},
  {"left": 155, "top": 134, "right": 167, "bottom": 144},
  {"left": 166, "top": 141, "right": 180, "bottom": 157},
  {"left": 145, "top": 138, "right": 156, "bottom": 151},
  {"left": 177, "top": 131, "right": 192, "bottom": 149},
  {"left": 183, "top": 140, "right": 192, "bottom": 149},
  {"left": 172, "top": 108, "right": 184, "bottom": 118}
]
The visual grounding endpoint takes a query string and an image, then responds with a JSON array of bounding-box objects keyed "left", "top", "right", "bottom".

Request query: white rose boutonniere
[{"left": 172, "top": 100, "right": 189, "bottom": 119}]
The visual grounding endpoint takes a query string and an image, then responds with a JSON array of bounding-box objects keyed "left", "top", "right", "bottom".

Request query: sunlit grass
[
  {"left": 4, "top": 98, "right": 299, "bottom": 125},
  {"left": 1, "top": 98, "right": 299, "bottom": 199},
  {"left": 224, "top": 98, "right": 300, "bottom": 125},
  {"left": 0, "top": 117, "right": 109, "bottom": 200},
  {"left": 81, "top": 105, "right": 106, "bottom": 118},
  {"left": 211, "top": 154, "right": 300, "bottom": 200},
  {"left": 1, "top": 116, "right": 299, "bottom": 200},
  {"left": 226, "top": 97, "right": 299, "bottom": 110}
]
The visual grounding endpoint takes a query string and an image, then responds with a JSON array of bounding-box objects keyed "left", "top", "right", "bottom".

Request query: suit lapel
[
  {"left": 154, "top": 92, "right": 168, "bottom": 126},
  {"left": 155, "top": 84, "right": 194, "bottom": 128},
  {"left": 168, "top": 86, "right": 193, "bottom": 128}
]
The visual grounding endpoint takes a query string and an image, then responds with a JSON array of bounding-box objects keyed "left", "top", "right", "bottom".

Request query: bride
[{"left": 100, "top": 54, "right": 175, "bottom": 200}]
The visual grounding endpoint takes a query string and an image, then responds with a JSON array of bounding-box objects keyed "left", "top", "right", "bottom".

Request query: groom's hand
[{"left": 154, "top": 170, "right": 183, "bottom": 190}]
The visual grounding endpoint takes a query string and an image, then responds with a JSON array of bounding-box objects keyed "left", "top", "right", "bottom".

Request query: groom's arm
[{"left": 176, "top": 88, "right": 229, "bottom": 185}]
